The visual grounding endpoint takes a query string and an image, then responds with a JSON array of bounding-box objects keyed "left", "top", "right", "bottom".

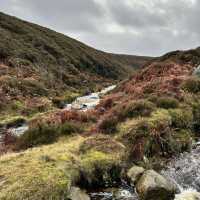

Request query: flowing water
[
  {"left": 8, "top": 124, "right": 29, "bottom": 137},
  {"left": 64, "top": 85, "right": 116, "bottom": 111},
  {"left": 161, "top": 142, "right": 200, "bottom": 200},
  {"left": 1, "top": 85, "right": 116, "bottom": 141},
  {"left": 90, "top": 142, "right": 200, "bottom": 200},
  {"left": 89, "top": 181, "right": 138, "bottom": 200},
  {"left": 0, "top": 123, "right": 29, "bottom": 144}
]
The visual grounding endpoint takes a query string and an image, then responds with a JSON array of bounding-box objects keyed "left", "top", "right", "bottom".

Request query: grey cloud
[
  {"left": 1, "top": 0, "right": 104, "bottom": 33},
  {"left": 0, "top": 0, "right": 200, "bottom": 56},
  {"left": 106, "top": 0, "right": 169, "bottom": 29}
]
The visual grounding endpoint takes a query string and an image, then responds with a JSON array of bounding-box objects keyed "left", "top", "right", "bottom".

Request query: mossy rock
[{"left": 79, "top": 150, "right": 122, "bottom": 188}]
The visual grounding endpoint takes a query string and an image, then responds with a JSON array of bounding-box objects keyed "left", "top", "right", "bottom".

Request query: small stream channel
[
  {"left": 1, "top": 84, "right": 200, "bottom": 200},
  {"left": 64, "top": 85, "right": 116, "bottom": 111},
  {"left": 89, "top": 142, "right": 200, "bottom": 200},
  {"left": 0, "top": 85, "right": 116, "bottom": 140}
]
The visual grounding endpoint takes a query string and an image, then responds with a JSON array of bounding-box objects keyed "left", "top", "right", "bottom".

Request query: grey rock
[
  {"left": 68, "top": 187, "right": 90, "bottom": 200},
  {"left": 127, "top": 165, "right": 145, "bottom": 185},
  {"left": 136, "top": 170, "right": 178, "bottom": 200}
]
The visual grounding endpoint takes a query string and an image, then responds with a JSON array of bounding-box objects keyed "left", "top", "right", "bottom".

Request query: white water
[
  {"left": 64, "top": 85, "right": 116, "bottom": 111},
  {"left": 8, "top": 124, "right": 29, "bottom": 137},
  {"left": 0, "top": 85, "right": 116, "bottom": 142},
  {"left": 89, "top": 183, "right": 138, "bottom": 200},
  {"left": 161, "top": 142, "right": 200, "bottom": 200},
  {"left": 90, "top": 142, "right": 200, "bottom": 200},
  {"left": 0, "top": 124, "right": 29, "bottom": 145}
]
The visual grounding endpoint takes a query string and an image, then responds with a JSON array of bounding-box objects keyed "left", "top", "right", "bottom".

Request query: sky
[{"left": 0, "top": 0, "right": 200, "bottom": 56}]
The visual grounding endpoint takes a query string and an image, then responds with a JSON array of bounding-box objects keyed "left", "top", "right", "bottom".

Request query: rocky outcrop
[
  {"left": 136, "top": 170, "right": 178, "bottom": 200},
  {"left": 127, "top": 165, "right": 145, "bottom": 185},
  {"left": 68, "top": 187, "right": 90, "bottom": 200}
]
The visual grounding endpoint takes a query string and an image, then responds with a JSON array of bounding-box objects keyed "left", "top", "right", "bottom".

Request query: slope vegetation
[
  {"left": 0, "top": 12, "right": 151, "bottom": 121},
  {"left": 1, "top": 48, "right": 200, "bottom": 200}
]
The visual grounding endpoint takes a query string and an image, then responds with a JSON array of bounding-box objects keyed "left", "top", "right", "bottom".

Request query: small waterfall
[
  {"left": 161, "top": 142, "right": 200, "bottom": 199},
  {"left": 90, "top": 142, "right": 200, "bottom": 200}
]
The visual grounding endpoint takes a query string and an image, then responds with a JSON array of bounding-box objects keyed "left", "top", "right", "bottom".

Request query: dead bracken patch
[{"left": 79, "top": 134, "right": 125, "bottom": 154}]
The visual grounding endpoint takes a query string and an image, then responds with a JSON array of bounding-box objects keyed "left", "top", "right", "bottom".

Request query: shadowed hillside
[{"left": 0, "top": 12, "right": 152, "bottom": 120}]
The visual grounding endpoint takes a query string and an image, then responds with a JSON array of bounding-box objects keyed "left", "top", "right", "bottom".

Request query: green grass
[{"left": 0, "top": 135, "right": 124, "bottom": 200}]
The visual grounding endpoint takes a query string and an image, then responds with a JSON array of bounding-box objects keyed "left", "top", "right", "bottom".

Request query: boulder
[
  {"left": 68, "top": 187, "right": 90, "bottom": 200},
  {"left": 127, "top": 165, "right": 145, "bottom": 185},
  {"left": 136, "top": 170, "right": 178, "bottom": 200},
  {"left": 175, "top": 190, "right": 200, "bottom": 200}
]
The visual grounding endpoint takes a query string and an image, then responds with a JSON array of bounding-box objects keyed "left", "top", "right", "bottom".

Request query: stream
[
  {"left": 0, "top": 85, "right": 116, "bottom": 140},
  {"left": 2, "top": 84, "right": 200, "bottom": 199},
  {"left": 64, "top": 85, "right": 116, "bottom": 111},
  {"left": 89, "top": 142, "right": 200, "bottom": 200}
]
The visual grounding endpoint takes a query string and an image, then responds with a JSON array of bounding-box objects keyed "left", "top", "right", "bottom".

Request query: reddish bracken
[
  {"left": 91, "top": 51, "right": 200, "bottom": 133},
  {"left": 60, "top": 109, "right": 98, "bottom": 124}
]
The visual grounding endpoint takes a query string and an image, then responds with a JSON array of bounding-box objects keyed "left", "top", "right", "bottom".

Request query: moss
[
  {"left": 79, "top": 150, "right": 122, "bottom": 188},
  {"left": 0, "top": 135, "right": 125, "bottom": 199},
  {"left": 0, "top": 136, "right": 84, "bottom": 200}
]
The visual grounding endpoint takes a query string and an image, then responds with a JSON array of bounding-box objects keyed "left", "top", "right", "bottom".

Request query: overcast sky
[{"left": 1, "top": 0, "right": 200, "bottom": 56}]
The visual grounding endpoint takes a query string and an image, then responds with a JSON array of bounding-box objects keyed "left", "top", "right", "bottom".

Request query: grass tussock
[
  {"left": 15, "top": 122, "right": 84, "bottom": 150},
  {"left": 0, "top": 135, "right": 124, "bottom": 199},
  {"left": 182, "top": 77, "right": 200, "bottom": 93},
  {"left": 97, "top": 100, "right": 155, "bottom": 134},
  {"left": 156, "top": 97, "right": 179, "bottom": 109},
  {"left": 117, "top": 108, "right": 193, "bottom": 163}
]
